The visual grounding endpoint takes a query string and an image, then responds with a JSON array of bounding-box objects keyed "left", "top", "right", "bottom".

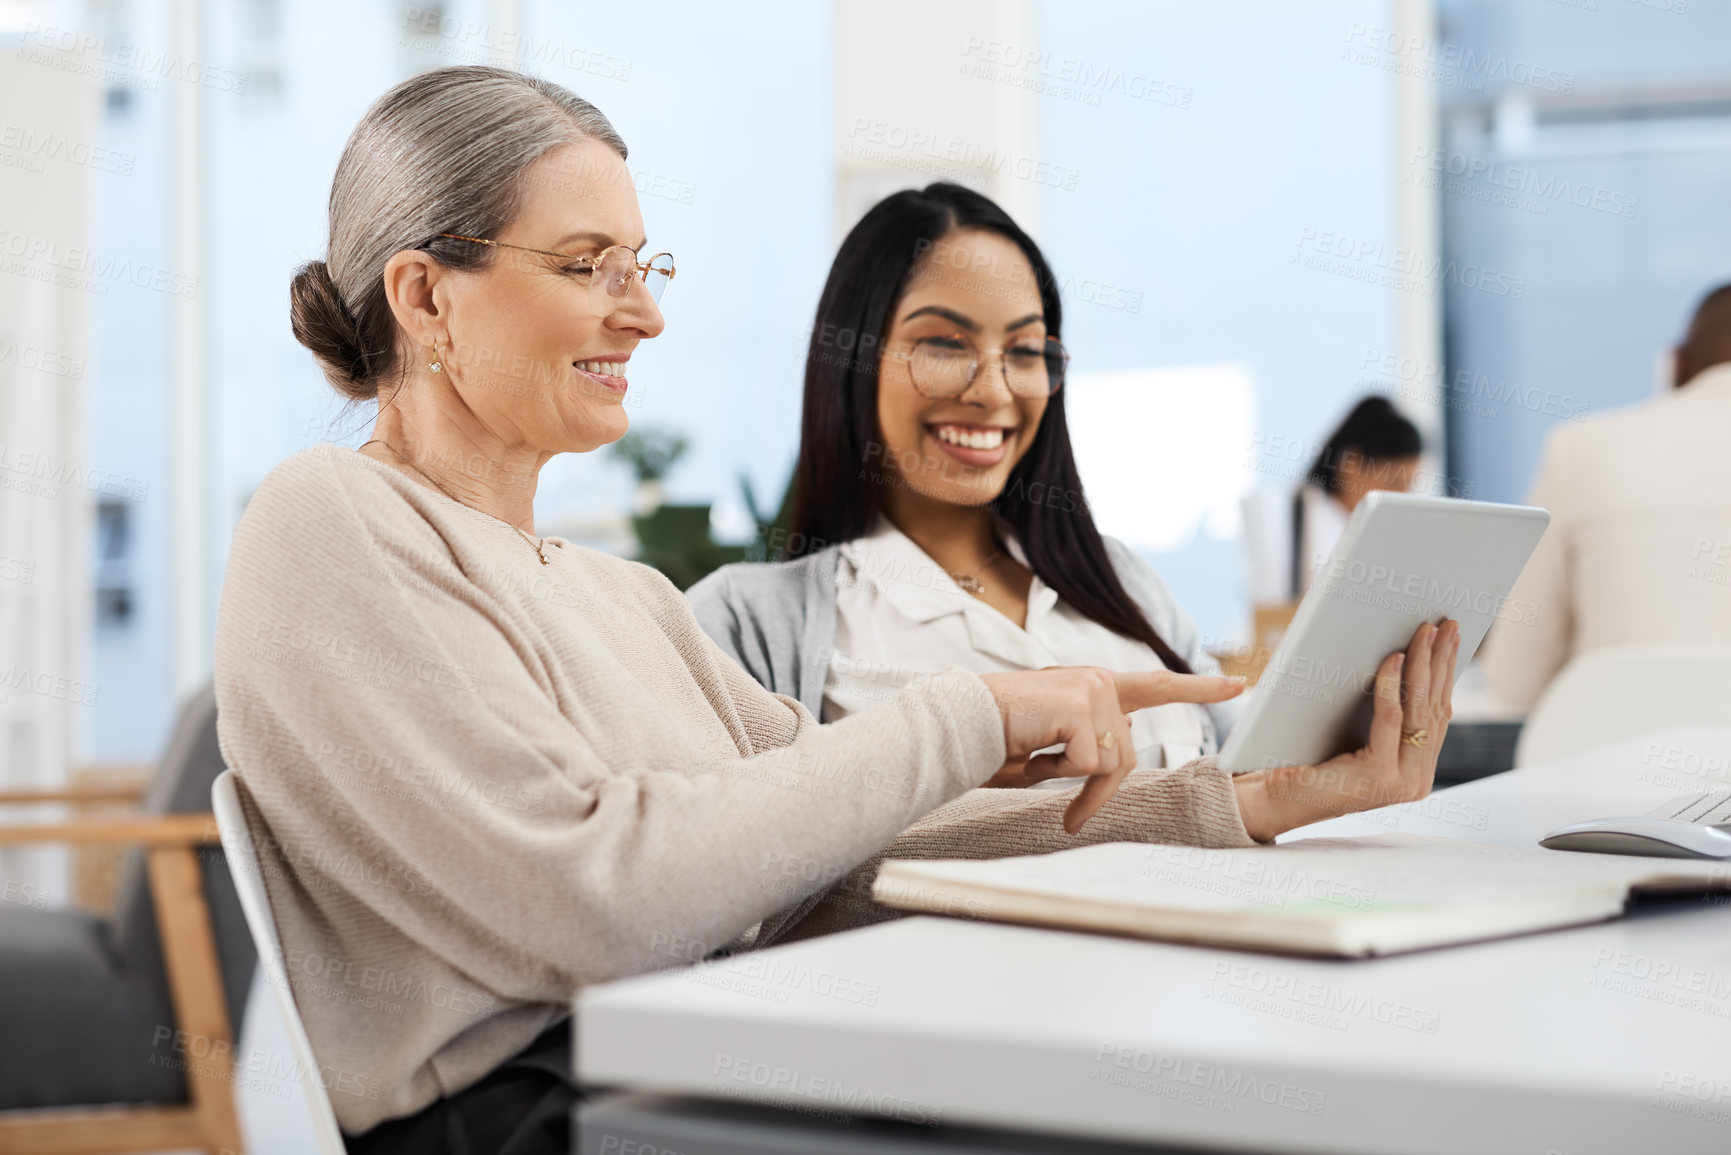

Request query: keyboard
[{"left": 1647, "top": 791, "right": 1731, "bottom": 827}]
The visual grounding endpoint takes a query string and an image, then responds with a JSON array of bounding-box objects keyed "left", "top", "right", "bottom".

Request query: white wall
[{"left": 1034, "top": 0, "right": 1405, "bottom": 644}]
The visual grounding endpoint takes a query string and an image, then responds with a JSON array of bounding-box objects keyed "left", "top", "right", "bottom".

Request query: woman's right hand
[{"left": 977, "top": 667, "right": 1247, "bottom": 834}]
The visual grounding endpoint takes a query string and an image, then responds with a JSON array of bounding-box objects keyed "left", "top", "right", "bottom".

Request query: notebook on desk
[{"left": 872, "top": 835, "right": 1731, "bottom": 958}]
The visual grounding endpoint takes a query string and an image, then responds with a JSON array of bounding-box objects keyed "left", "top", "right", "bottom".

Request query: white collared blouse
[{"left": 823, "top": 519, "right": 1209, "bottom": 772}]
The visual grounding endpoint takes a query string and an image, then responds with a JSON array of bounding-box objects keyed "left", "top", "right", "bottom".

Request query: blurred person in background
[
  {"left": 1241, "top": 395, "right": 1424, "bottom": 608},
  {"left": 1483, "top": 282, "right": 1731, "bottom": 708},
  {"left": 217, "top": 73, "right": 1454, "bottom": 1155}
]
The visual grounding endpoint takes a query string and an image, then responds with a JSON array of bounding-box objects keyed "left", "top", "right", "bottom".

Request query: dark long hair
[
  {"left": 1306, "top": 396, "right": 1422, "bottom": 496},
  {"left": 785, "top": 182, "right": 1193, "bottom": 675}
]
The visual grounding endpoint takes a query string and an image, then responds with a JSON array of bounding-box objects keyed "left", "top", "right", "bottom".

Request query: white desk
[{"left": 576, "top": 725, "right": 1731, "bottom": 1155}]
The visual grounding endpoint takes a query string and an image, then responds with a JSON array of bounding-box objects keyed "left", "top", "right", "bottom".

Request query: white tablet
[{"left": 1217, "top": 491, "right": 1549, "bottom": 773}]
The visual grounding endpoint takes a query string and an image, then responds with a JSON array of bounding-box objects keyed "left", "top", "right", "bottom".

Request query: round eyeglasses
[
  {"left": 889, "top": 333, "right": 1068, "bottom": 399},
  {"left": 436, "top": 233, "right": 676, "bottom": 309}
]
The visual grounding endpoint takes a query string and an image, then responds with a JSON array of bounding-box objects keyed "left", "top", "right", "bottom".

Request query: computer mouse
[{"left": 1540, "top": 817, "right": 1731, "bottom": 860}]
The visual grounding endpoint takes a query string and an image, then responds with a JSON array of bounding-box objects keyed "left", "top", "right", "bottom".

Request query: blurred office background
[
  {"left": 4, "top": 0, "right": 1731, "bottom": 886},
  {"left": 2, "top": 0, "right": 1728, "bottom": 1149}
]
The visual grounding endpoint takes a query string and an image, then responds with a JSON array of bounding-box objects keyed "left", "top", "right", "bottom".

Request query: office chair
[
  {"left": 211, "top": 769, "right": 349, "bottom": 1155},
  {"left": 1514, "top": 644, "right": 1731, "bottom": 767}
]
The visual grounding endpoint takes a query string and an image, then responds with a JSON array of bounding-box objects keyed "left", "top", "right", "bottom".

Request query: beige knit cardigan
[{"left": 212, "top": 444, "right": 1255, "bottom": 1135}]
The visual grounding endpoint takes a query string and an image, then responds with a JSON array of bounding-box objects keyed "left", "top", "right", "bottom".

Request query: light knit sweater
[{"left": 212, "top": 444, "right": 1256, "bottom": 1135}]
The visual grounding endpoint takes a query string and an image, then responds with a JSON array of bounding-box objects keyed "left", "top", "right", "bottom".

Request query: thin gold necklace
[
  {"left": 361, "top": 439, "right": 549, "bottom": 565},
  {"left": 952, "top": 548, "right": 1006, "bottom": 597}
]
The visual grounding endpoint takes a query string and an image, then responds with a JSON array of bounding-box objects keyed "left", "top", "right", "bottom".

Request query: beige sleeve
[
  {"left": 1482, "top": 432, "right": 1575, "bottom": 709},
  {"left": 216, "top": 452, "right": 1004, "bottom": 996},
  {"left": 687, "top": 607, "right": 811, "bottom": 750},
  {"left": 767, "top": 756, "right": 1256, "bottom": 943}
]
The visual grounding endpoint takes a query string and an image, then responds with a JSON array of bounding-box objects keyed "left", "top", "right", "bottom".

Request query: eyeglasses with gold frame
[
  {"left": 435, "top": 232, "right": 676, "bottom": 305},
  {"left": 886, "top": 332, "right": 1069, "bottom": 399}
]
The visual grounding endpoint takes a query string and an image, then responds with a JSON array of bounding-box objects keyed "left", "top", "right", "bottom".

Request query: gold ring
[
  {"left": 1400, "top": 728, "right": 1429, "bottom": 748},
  {"left": 1097, "top": 732, "right": 1117, "bottom": 750}
]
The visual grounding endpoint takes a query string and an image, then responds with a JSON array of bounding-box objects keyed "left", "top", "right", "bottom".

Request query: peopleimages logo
[
  {"left": 711, "top": 1055, "right": 943, "bottom": 1127},
  {"left": 0, "top": 228, "right": 199, "bottom": 298},
  {"left": 399, "top": 8, "right": 632, "bottom": 80},
  {"left": 1208, "top": 962, "right": 1443, "bottom": 1034},
  {"left": 846, "top": 119, "right": 1080, "bottom": 191},
  {"left": 1342, "top": 24, "right": 1576, "bottom": 94},
  {"left": 0, "top": 337, "right": 86, "bottom": 380},
  {"left": 0, "top": 122, "right": 136, "bottom": 175},
  {"left": 0, "top": 663, "right": 99, "bottom": 706},
  {"left": 0, "top": 444, "right": 149, "bottom": 500},
  {"left": 18, "top": 23, "right": 249, "bottom": 93},
  {"left": 1409, "top": 145, "right": 1639, "bottom": 219},
  {"left": 958, "top": 37, "right": 1192, "bottom": 109},
  {"left": 1294, "top": 228, "right": 1525, "bottom": 300},
  {"left": 1359, "top": 349, "right": 1592, "bottom": 423},
  {"left": 1093, "top": 1044, "right": 1329, "bottom": 1115}
]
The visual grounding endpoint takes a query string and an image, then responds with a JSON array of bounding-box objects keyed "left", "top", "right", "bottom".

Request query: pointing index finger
[{"left": 1112, "top": 670, "right": 1246, "bottom": 714}]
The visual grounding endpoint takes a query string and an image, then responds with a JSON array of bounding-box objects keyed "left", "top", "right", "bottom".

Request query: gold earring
[{"left": 428, "top": 343, "right": 444, "bottom": 373}]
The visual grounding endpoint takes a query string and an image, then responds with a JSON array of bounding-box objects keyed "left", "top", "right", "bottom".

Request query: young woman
[
  {"left": 218, "top": 73, "right": 1454, "bottom": 1155},
  {"left": 689, "top": 182, "right": 1455, "bottom": 787}
]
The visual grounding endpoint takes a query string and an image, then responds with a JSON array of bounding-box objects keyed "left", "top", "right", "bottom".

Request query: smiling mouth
[
  {"left": 574, "top": 359, "right": 629, "bottom": 380},
  {"left": 928, "top": 422, "right": 1011, "bottom": 451}
]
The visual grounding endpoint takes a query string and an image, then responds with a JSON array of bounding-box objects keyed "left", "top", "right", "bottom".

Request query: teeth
[
  {"left": 932, "top": 424, "right": 1006, "bottom": 450},
  {"left": 577, "top": 360, "right": 627, "bottom": 378}
]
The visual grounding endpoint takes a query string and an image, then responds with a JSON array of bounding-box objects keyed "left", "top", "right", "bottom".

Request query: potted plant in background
[
  {"left": 608, "top": 427, "right": 689, "bottom": 515},
  {"left": 607, "top": 425, "right": 746, "bottom": 589}
]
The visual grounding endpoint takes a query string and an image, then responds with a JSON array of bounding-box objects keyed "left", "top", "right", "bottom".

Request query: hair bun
[{"left": 289, "top": 260, "right": 373, "bottom": 399}]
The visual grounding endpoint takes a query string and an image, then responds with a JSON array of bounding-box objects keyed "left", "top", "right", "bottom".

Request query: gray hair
[{"left": 290, "top": 66, "right": 628, "bottom": 400}]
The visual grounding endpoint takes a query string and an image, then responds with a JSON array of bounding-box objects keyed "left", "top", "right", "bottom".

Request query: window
[{"left": 95, "top": 501, "right": 134, "bottom": 630}]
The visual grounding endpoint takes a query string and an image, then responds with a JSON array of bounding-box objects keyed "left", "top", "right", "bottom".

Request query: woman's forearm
[
  {"left": 769, "top": 757, "right": 1257, "bottom": 944},
  {"left": 1231, "top": 760, "right": 1418, "bottom": 842}
]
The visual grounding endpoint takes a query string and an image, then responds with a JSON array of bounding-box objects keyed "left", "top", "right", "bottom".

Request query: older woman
[{"left": 216, "top": 66, "right": 1456, "bottom": 1155}]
